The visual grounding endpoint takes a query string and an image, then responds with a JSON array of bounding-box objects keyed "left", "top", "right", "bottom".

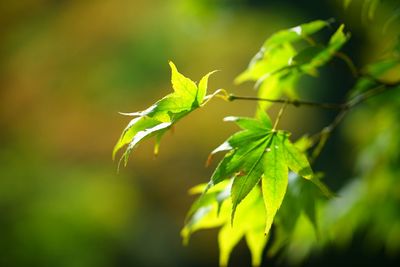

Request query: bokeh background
[{"left": 1, "top": 0, "right": 399, "bottom": 266}]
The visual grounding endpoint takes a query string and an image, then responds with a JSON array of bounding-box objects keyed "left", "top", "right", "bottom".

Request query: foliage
[
  {"left": 115, "top": 8, "right": 400, "bottom": 267},
  {"left": 113, "top": 62, "right": 216, "bottom": 168}
]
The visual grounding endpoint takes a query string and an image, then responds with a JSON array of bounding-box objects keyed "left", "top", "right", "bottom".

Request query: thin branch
[
  {"left": 310, "top": 81, "right": 400, "bottom": 151},
  {"left": 272, "top": 101, "right": 288, "bottom": 131},
  {"left": 228, "top": 95, "right": 346, "bottom": 110},
  {"left": 228, "top": 79, "right": 400, "bottom": 161},
  {"left": 334, "top": 51, "right": 359, "bottom": 78}
]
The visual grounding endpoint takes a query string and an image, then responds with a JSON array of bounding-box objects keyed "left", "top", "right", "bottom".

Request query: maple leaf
[
  {"left": 113, "top": 61, "right": 216, "bottom": 167},
  {"left": 182, "top": 181, "right": 267, "bottom": 267},
  {"left": 235, "top": 21, "right": 349, "bottom": 112},
  {"left": 205, "top": 113, "right": 327, "bottom": 233}
]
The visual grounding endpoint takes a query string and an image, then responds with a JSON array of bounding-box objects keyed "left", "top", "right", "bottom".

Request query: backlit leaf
[
  {"left": 262, "top": 134, "right": 288, "bottom": 234},
  {"left": 236, "top": 21, "right": 349, "bottom": 108},
  {"left": 113, "top": 62, "right": 216, "bottom": 167},
  {"left": 203, "top": 113, "right": 329, "bottom": 232},
  {"left": 183, "top": 184, "right": 266, "bottom": 267}
]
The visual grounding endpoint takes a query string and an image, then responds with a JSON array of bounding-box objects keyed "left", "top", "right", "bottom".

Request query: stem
[
  {"left": 272, "top": 101, "right": 288, "bottom": 131},
  {"left": 334, "top": 51, "right": 358, "bottom": 78},
  {"left": 310, "top": 81, "right": 400, "bottom": 155},
  {"left": 228, "top": 95, "right": 345, "bottom": 110},
  {"left": 228, "top": 79, "right": 400, "bottom": 161}
]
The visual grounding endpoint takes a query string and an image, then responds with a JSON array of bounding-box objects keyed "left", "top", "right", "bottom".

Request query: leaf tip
[{"left": 168, "top": 60, "right": 178, "bottom": 75}]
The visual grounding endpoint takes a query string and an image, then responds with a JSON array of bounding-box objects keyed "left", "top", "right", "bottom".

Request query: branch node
[{"left": 227, "top": 94, "right": 235, "bottom": 102}]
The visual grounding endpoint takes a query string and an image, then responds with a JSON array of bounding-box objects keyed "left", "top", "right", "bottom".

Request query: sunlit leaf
[
  {"left": 262, "top": 134, "right": 288, "bottom": 234},
  {"left": 298, "top": 24, "right": 350, "bottom": 76},
  {"left": 236, "top": 21, "right": 349, "bottom": 107},
  {"left": 113, "top": 62, "right": 216, "bottom": 167},
  {"left": 262, "top": 20, "right": 329, "bottom": 50},
  {"left": 202, "top": 112, "right": 330, "bottom": 235},
  {"left": 245, "top": 226, "right": 268, "bottom": 267},
  {"left": 183, "top": 184, "right": 266, "bottom": 267},
  {"left": 235, "top": 20, "right": 331, "bottom": 87}
]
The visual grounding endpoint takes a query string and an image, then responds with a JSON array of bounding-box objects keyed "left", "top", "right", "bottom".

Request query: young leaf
[
  {"left": 279, "top": 133, "right": 313, "bottom": 179},
  {"left": 207, "top": 114, "right": 273, "bottom": 189},
  {"left": 205, "top": 113, "right": 327, "bottom": 230},
  {"left": 183, "top": 184, "right": 266, "bottom": 267},
  {"left": 231, "top": 141, "right": 268, "bottom": 221},
  {"left": 262, "top": 134, "right": 288, "bottom": 234},
  {"left": 218, "top": 224, "right": 245, "bottom": 266},
  {"left": 245, "top": 226, "right": 268, "bottom": 267},
  {"left": 236, "top": 21, "right": 349, "bottom": 108},
  {"left": 236, "top": 20, "right": 330, "bottom": 85},
  {"left": 294, "top": 24, "right": 350, "bottom": 76},
  {"left": 280, "top": 133, "right": 333, "bottom": 197},
  {"left": 113, "top": 62, "right": 216, "bottom": 167},
  {"left": 262, "top": 20, "right": 330, "bottom": 51},
  {"left": 205, "top": 114, "right": 274, "bottom": 221}
]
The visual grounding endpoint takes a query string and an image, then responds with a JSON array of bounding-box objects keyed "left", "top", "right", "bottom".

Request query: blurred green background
[{"left": 1, "top": 0, "right": 399, "bottom": 266}]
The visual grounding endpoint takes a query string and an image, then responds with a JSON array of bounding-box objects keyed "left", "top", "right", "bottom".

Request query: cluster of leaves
[
  {"left": 271, "top": 32, "right": 400, "bottom": 264},
  {"left": 181, "top": 21, "right": 346, "bottom": 266},
  {"left": 251, "top": 22, "right": 400, "bottom": 265},
  {"left": 181, "top": 113, "right": 330, "bottom": 266},
  {"left": 114, "top": 15, "right": 400, "bottom": 267},
  {"left": 235, "top": 20, "right": 349, "bottom": 112},
  {"left": 114, "top": 20, "right": 348, "bottom": 266}
]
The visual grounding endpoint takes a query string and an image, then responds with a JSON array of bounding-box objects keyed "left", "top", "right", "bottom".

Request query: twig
[
  {"left": 272, "top": 101, "right": 288, "bottom": 131},
  {"left": 228, "top": 95, "right": 346, "bottom": 110},
  {"left": 310, "top": 81, "right": 400, "bottom": 152},
  {"left": 227, "top": 79, "right": 400, "bottom": 160}
]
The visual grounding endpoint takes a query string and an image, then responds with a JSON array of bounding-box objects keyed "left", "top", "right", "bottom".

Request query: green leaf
[
  {"left": 198, "top": 70, "right": 218, "bottom": 105},
  {"left": 185, "top": 180, "right": 232, "bottom": 224},
  {"left": 113, "top": 61, "right": 216, "bottom": 166},
  {"left": 169, "top": 61, "right": 198, "bottom": 103},
  {"left": 185, "top": 116, "right": 332, "bottom": 265},
  {"left": 205, "top": 114, "right": 325, "bottom": 229},
  {"left": 207, "top": 114, "right": 272, "bottom": 188},
  {"left": 236, "top": 20, "right": 330, "bottom": 85},
  {"left": 219, "top": 193, "right": 266, "bottom": 267},
  {"left": 245, "top": 226, "right": 268, "bottom": 267},
  {"left": 280, "top": 133, "right": 333, "bottom": 197},
  {"left": 292, "top": 46, "right": 324, "bottom": 65},
  {"left": 205, "top": 115, "right": 273, "bottom": 221},
  {"left": 280, "top": 133, "right": 313, "bottom": 179},
  {"left": 255, "top": 69, "right": 300, "bottom": 112},
  {"left": 223, "top": 116, "right": 271, "bottom": 131},
  {"left": 262, "top": 134, "right": 288, "bottom": 234},
  {"left": 299, "top": 24, "right": 350, "bottom": 75},
  {"left": 218, "top": 224, "right": 245, "bottom": 266},
  {"left": 231, "top": 140, "right": 269, "bottom": 221},
  {"left": 235, "top": 44, "right": 296, "bottom": 84},
  {"left": 262, "top": 20, "right": 329, "bottom": 50},
  {"left": 183, "top": 184, "right": 266, "bottom": 267},
  {"left": 236, "top": 21, "right": 349, "bottom": 107}
]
